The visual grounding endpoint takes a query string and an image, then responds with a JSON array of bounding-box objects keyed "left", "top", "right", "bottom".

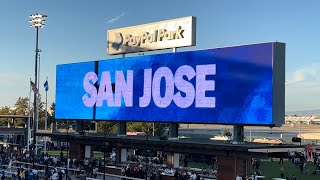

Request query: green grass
[
  {"left": 40, "top": 150, "right": 68, "bottom": 156},
  {"left": 40, "top": 150, "right": 104, "bottom": 158},
  {"left": 181, "top": 159, "right": 320, "bottom": 180},
  {"left": 260, "top": 159, "right": 319, "bottom": 180}
]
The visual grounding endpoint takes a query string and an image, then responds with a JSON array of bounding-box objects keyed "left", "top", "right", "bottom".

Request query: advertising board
[
  {"left": 107, "top": 16, "right": 196, "bottom": 55},
  {"left": 56, "top": 42, "right": 285, "bottom": 126}
]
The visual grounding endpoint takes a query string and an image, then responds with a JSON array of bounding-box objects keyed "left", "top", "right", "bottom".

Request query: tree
[
  {"left": 152, "top": 123, "right": 167, "bottom": 136},
  {"left": 0, "top": 106, "right": 13, "bottom": 126},
  {"left": 96, "top": 121, "right": 167, "bottom": 136},
  {"left": 13, "top": 97, "right": 29, "bottom": 127},
  {"left": 142, "top": 123, "right": 167, "bottom": 136},
  {"left": 47, "top": 102, "right": 55, "bottom": 126},
  {"left": 97, "top": 121, "right": 117, "bottom": 134},
  {"left": 141, "top": 123, "right": 153, "bottom": 135},
  {"left": 223, "top": 129, "right": 232, "bottom": 137},
  {"left": 14, "top": 97, "right": 29, "bottom": 115},
  {"left": 0, "top": 106, "right": 13, "bottom": 115},
  {"left": 37, "top": 96, "right": 46, "bottom": 129},
  {"left": 127, "top": 122, "right": 167, "bottom": 136},
  {"left": 10, "top": 96, "right": 46, "bottom": 128},
  {"left": 127, "top": 122, "right": 143, "bottom": 132}
]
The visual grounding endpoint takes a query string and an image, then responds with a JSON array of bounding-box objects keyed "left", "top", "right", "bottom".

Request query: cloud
[
  {"left": 286, "top": 63, "right": 320, "bottom": 84},
  {"left": 107, "top": 11, "right": 127, "bottom": 24},
  {"left": 285, "top": 63, "right": 320, "bottom": 110},
  {"left": 286, "top": 63, "right": 320, "bottom": 94}
]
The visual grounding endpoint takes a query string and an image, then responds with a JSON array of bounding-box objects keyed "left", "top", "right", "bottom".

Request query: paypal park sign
[
  {"left": 107, "top": 16, "right": 196, "bottom": 55},
  {"left": 55, "top": 42, "right": 285, "bottom": 126}
]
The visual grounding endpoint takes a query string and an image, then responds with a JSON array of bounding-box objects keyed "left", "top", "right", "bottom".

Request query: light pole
[
  {"left": 29, "top": 13, "right": 47, "bottom": 160},
  {"left": 66, "top": 120, "right": 69, "bottom": 180},
  {"left": 299, "top": 118, "right": 302, "bottom": 138},
  {"left": 104, "top": 123, "right": 106, "bottom": 180},
  {"left": 249, "top": 126, "right": 252, "bottom": 142},
  {"left": 153, "top": 123, "right": 155, "bottom": 136},
  {"left": 44, "top": 78, "right": 49, "bottom": 155}
]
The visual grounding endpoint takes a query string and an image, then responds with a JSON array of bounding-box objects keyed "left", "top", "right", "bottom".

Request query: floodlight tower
[{"left": 29, "top": 13, "right": 47, "bottom": 155}]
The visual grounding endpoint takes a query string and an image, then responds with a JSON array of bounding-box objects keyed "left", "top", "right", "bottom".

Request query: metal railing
[{"left": 2, "top": 161, "right": 145, "bottom": 180}]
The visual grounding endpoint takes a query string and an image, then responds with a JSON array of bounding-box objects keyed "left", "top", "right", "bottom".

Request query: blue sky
[{"left": 0, "top": 1, "right": 319, "bottom": 111}]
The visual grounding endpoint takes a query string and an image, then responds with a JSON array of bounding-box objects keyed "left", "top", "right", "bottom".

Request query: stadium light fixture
[{"left": 29, "top": 13, "right": 47, "bottom": 166}]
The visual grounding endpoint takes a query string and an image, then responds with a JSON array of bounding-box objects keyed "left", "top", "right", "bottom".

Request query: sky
[{"left": 0, "top": 1, "right": 319, "bottom": 112}]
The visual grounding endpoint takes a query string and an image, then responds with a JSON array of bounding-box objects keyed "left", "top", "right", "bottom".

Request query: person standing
[
  {"left": 0, "top": 171, "right": 4, "bottom": 180},
  {"left": 174, "top": 170, "right": 180, "bottom": 180},
  {"left": 28, "top": 169, "right": 34, "bottom": 180},
  {"left": 51, "top": 171, "right": 58, "bottom": 180},
  {"left": 183, "top": 155, "right": 188, "bottom": 167},
  {"left": 93, "top": 166, "right": 98, "bottom": 179},
  {"left": 58, "top": 169, "right": 63, "bottom": 180},
  {"left": 279, "top": 157, "right": 284, "bottom": 164},
  {"left": 110, "top": 151, "right": 116, "bottom": 164},
  {"left": 190, "top": 172, "right": 197, "bottom": 180},
  {"left": 24, "top": 169, "right": 29, "bottom": 180},
  {"left": 32, "top": 168, "right": 39, "bottom": 180},
  {"left": 299, "top": 160, "right": 304, "bottom": 174},
  {"left": 280, "top": 166, "right": 285, "bottom": 178}
]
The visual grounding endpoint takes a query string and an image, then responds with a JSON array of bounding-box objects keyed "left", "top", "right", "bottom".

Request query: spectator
[
  {"left": 0, "top": 171, "right": 4, "bottom": 180},
  {"left": 22, "top": 169, "right": 27, "bottom": 180},
  {"left": 183, "top": 155, "right": 188, "bottom": 167},
  {"left": 190, "top": 172, "right": 197, "bottom": 180},
  {"left": 51, "top": 171, "right": 58, "bottom": 180},
  {"left": 58, "top": 169, "right": 63, "bottom": 180},
  {"left": 174, "top": 170, "right": 180, "bottom": 180},
  {"left": 299, "top": 160, "right": 304, "bottom": 174},
  {"left": 12, "top": 174, "right": 18, "bottom": 180},
  {"left": 196, "top": 173, "right": 201, "bottom": 180},
  {"left": 28, "top": 170, "right": 34, "bottom": 180},
  {"left": 279, "top": 157, "right": 284, "bottom": 164},
  {"left": 110, "top": 151, "right": 116, "bottom": 164},
  {"left": 93, "top": 166, "right": 98, "bottom": 178},
  {"left": 280, "top": 166, "right": 284, "bottom": 178}
]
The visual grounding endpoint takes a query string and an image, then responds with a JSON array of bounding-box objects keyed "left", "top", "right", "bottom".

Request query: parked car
[
  {"left": 253, "top": 138, "right": 286, "bottom": 145},
  {"left": 210, "top": 135, "right": 231, "bottom": 141}
]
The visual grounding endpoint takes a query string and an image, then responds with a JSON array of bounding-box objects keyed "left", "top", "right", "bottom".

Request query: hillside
[{"left": 286, "top": 109, "right": 320, "bottom": 116}]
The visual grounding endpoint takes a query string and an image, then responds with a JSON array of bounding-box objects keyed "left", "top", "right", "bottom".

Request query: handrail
[{"left": 8, "top": 161, "right": 145, "bottom": 180}]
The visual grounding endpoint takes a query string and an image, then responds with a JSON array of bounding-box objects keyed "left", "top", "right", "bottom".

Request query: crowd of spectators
[
  {"left": 120, "top": 153, "right": 216, "bottom": 180},
  {"left": 287, "top": 150, "right": 320, "bottom": 176},
  {"left": 0, "top": 145, "right": 96, "bottom": 179},
  {"left": 0, "top": 144, "right": 219, "bottom": 180},
  {"left": 121, "top": 162, "right": 211, "bottom": 180}
]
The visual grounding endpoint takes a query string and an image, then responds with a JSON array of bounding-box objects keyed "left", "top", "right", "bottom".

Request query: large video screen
[{"left": 56, "top": 42, "right": 285, "bottom": 126}]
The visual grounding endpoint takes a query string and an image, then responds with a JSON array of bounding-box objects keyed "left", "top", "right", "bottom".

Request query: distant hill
[{"left": 286, "top": 109, "right": 320, "bottom": 116}]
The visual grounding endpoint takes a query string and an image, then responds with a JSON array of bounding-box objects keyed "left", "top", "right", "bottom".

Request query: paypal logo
[{"left": 110, "top": 33, "right": 123, "bottom": 50}]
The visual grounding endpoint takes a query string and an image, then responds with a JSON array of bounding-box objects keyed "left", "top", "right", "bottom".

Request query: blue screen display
[
  {"left": 56, "top": 43, "right": 275, "bottom": 125},
  {"left": 56, "top": 62, "right": 95, "bottom": 119}
]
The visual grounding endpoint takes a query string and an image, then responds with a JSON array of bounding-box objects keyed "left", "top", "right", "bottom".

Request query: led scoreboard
[{"left": 56, "top": 42, "right": 285, "bottom": 126}]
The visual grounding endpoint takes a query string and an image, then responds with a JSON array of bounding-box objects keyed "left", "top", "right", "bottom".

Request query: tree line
[
  {"left": 0, "top": 97, "right": 167, "bottom": 136},
  {"left": 0, "top": 97, "right": 55, "bottom": 128}
]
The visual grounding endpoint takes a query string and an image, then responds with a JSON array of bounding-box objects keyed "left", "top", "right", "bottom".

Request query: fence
[{"left": 1, "top": 161, "right": 144, "bottom": 180}]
